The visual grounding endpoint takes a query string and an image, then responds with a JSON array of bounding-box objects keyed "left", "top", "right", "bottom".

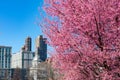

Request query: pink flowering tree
[{"left": 41, "top": 0, "right": 120, "bottom": 80}]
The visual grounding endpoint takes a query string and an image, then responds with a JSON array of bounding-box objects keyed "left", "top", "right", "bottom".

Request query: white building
[
  {"left": 30, "top": 51, "right": 41, "bottom": 80},
  {"left": 11, "top": 36, "right": 34, "bottom": 69},
  {"left": 30, "top": 49, "right": 49, "bottom": 80},
  {"left": 11, "top": 50, "right": 34, "bottom": 69}
]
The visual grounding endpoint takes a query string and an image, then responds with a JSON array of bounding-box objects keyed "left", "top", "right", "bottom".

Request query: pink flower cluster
[{"left": 42, "top": 0, "right": 120, "bottom": 80}]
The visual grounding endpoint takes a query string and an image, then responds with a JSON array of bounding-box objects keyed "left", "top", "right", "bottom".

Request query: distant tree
[
  {"left": 36, "top": 62, "right": 49, "bottom": 80},
  {"left": 28, "top": 77, "right": 34, "bottom": 80},
  {"left": 41, "top": 0, "right": 120, "bottom": 80},
  {"left": 0, "top": 69, "right": 10, "bottom": 80},
  {"left": 46, "top": 59, "right": 62, "bottom": 80},
  {"left": 25, "top": 68, "right": 29, "bottom": 80},
  {"left": 35, "top": 61, "right": 60, "bottom": 80},
  {"left": 4, "top": 69, "right": 9, "bottom": 80},
  {"left": 12, "top": 68, "right": 21, "bottom": 80},
  {"left": 26, "top": 68, "right": 34, "bottom": 80}
]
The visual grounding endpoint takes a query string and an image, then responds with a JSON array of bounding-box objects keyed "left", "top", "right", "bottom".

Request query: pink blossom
[{"left": 42, "top": 0, "right": 120, "bottom": 80}]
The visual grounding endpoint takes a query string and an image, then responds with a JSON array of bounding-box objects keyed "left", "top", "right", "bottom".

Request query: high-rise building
[
  {"left": 11, "top": 37, "right": 34, "bottom": 69},
  {"left": 11, "top": 37, "right": 34, "bottom": 80},
  {"left": 25, "top": 37, "right": 32, "bottom": 51},
  {"left": 0, "top": 46, "right": 12, "bottom": 79},
  {"left": 0, "top": 46, "right": 11, "bottom": 69},
  {"left": 35, "top": 35, "right": 47, "bottom": 61}
]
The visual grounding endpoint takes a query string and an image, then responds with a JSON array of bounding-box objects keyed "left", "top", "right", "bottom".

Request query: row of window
[
  {"left": 0, "top": 63, "right": 10, "bottom": 68},
  {"left": 0, "top": 48, "right": 11, "bottom": 69},
  {"left": 0, "top": 48, "right": 11, "bottom": 56}
]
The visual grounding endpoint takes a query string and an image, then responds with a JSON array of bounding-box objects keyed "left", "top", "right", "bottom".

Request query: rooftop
[{"left": 0, "top": 45, "right": 12, "bottom": 48}]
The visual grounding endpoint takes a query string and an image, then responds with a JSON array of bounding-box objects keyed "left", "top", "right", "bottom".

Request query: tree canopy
[{"left": 42, "top": 0, "right": 120, "bottom": 80}]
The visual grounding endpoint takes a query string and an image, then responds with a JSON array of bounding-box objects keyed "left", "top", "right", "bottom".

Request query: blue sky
[{"left": 0, "top": 0, "right": 45, "bottom": 53}]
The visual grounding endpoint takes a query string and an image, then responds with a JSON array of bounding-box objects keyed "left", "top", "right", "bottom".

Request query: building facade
[
  {"left": 11, "top": 37, "right": 34, "bottom": 69},
  {"left": 30, "top": 61, "right": 48, "bottom": 80},
  {"left": 35, "top": 35, "right": 47, "bottom": 61},
  {"left": 25, "top": 37, "right": 32, "bottom": 51},
  {"left": 30, "top": 35, "right": 47, "bottom": 80},
  {"left": 11, "top": 50, "right": 34, "bottom": 69},
  {"left": 0, "top": 46, "right": 12, "bottom": 80}
]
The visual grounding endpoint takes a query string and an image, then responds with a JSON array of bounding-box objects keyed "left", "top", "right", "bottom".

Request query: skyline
[{"left": 0, "top": 0, "right": 45, "bottom": 53}]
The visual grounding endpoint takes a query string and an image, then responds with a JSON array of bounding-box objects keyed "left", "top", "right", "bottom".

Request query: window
[{"left": 0, "top": 48, "right": 1, "bottom": 52}]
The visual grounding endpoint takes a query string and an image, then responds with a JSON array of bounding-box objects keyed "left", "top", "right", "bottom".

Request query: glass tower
[
  {"left": 0, "top": 46, "right": 11, "bottom": 69},
  {"left": 0, "top": 46, "right": 11, "bottom": 79}
]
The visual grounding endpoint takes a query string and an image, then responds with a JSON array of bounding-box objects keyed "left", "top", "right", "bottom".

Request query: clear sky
[{"left": 0, "top": 0, "right": 45, "bottom": 53}]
